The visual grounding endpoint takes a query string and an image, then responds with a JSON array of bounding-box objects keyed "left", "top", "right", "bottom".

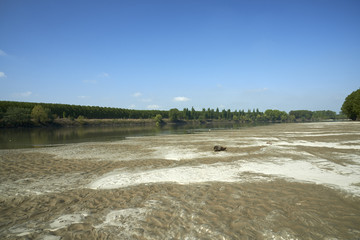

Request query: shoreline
[
  {"left": 0, "top": 118, "right": 253, "bottom": 129},
  {"left": 0, "top": 117, "right": 349, "bottom": 129}
]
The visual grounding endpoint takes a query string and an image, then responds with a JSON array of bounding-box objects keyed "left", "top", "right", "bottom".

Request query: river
[
  {"left": 0, "top": 122, "right": 262, "bottom": 149},
  {"left": 0, "top": 122, "right": 360, "bottom": 239}
]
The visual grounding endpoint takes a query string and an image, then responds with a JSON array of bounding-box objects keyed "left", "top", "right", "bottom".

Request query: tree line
[
  {"left": 168, "top": 108, "right": 342, "bottom": 122},
  {"left": 0, "top": 101, "right": 169, "bottom": 127},
  {"left": 0, "top": 100, "right": 345, "bottom": 128}
]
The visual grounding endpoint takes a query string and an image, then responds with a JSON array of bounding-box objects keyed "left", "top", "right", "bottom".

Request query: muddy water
[{"left": 1, "top": 122, "right": 360, "bottom": 239}]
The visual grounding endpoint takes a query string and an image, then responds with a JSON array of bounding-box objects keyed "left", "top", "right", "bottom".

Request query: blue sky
[{"left": 0, "top": 0, "right": 359, "bottom": 112}]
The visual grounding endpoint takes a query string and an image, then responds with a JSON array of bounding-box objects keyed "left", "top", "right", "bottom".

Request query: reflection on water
[{"left": 0, "top": 122, "right": 265, "bottom": 149}]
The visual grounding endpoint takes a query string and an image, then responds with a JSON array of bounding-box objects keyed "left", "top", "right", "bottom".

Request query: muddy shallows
[{"left": 1, "top": 122, "right": 360, "bottom": 239}]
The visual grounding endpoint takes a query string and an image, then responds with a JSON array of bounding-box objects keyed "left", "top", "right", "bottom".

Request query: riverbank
[
  {"left": 55, "top": 118, "right": 218, "bottom": 127},
  {"left": 54, "top": 118, "right": 158, "bottom": 127},
  {"left": 1, "top": 117, "right": 260, "bottom": 128},
  {"left": 2, "top": 116, "right": 350, "bottom": 129}
]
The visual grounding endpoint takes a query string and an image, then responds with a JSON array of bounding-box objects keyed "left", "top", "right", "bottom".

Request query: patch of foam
[
  {"left": 303, "top": 133, "right": 360, "bottom": 137},
  {"left": 239, "top": 159, "right": 360, "bottom": 195},
  {"left": 88, "top": 158, "right": 360, "bottom": 196},
  {"left": 9, "top": 226, "right": 34, "bottom": 237},
  {"left": 48, "top": 213, "right": 88, "bottom": 231},
  {"left": 275, "top": 140, "right": 360, "bottom": 150},
  {"left": 247, "top": 137, "right": 279, "bottom": 141},
  {"left": 43, "top": 236, "right": 61, "bottom": 240},
  {"left": 341, "top": 140, "right": 360, "bottom": 145},
  {"left": 0, "top": 173, "right": 85, "bottom": 197},
  {"left": 284, "top": 132, "right": 360, "bottom": 137},
  {"left": 88, "top": 162, "right": 243, "bottom": 189},
  {"left": 96, "top": 208, "right": 146, "bottom": 231}
]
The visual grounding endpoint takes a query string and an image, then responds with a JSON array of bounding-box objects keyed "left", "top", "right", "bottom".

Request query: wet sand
[{"left": 1, "top": 122, "right": 360, "bottom": 239}]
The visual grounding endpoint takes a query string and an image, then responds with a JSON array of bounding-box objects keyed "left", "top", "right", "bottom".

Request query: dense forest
[{"left": 0, "top": 101, "right": 345, "bottom": 127}]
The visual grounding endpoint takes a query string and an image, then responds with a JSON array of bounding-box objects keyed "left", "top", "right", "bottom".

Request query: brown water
[
  {"left": 1, "top": 122, "right": 360, "bottom": 239},
  {"left": 0, "top": 122, "right": 255, "bottom": 149}
]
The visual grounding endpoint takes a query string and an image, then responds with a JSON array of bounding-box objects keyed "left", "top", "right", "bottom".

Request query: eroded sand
[{"left": 1, "top": 122, "right": 360, "bottom": 239}]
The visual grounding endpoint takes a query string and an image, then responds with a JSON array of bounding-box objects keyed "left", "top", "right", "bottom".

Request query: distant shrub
[
  {"left": 154, "top": 114, "right": 163, "bottom": 126},
  {"left": 76, "top": 115, "right": 86, "bottom": 125},
  {"left": 31, "top": 105, "right": 50, "bottom": 124}
]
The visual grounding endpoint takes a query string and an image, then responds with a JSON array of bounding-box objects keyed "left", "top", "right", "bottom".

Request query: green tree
[
  {"left": 342, "top": 89, "right": 360, "bottom": 120},
  {"left": 312, "top": 110, "right": 336, "bottom": 120},
  {"left": 265, "top": 109, "right": 288, "bottom": 122},
  {"left": 169, "top": 108, "right": 180, "bottom": 122},
  {"left": 190, "top": 107, "right": 196, "bottom": 120},
  {"left": 31, "top": 105, "right": 49, "bottom": 124},
  {"left": 215, "top": 108, "right": 220, "bottom": 119},
  {"left": 154, "top": 114, "right": 164, "bottom": 126},
  {"left": 289, "top": 110, "right": 313, "bottom": 121},
  {"left": 227, "top": 109, "right": 232, "bottom": 120},
  {"left": 182, "top": 108, "right": 190, "bottom": 120},
  {"left": 3, "top": 107, "right": 31, "bottom": 127},
  {"left": 280, "top": 111, "right": 288, "bottom": 122}
]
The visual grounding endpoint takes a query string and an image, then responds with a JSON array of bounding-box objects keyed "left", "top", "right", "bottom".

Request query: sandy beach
[{"left": 1, "top": 122, "right": 360, "bottom": 239}]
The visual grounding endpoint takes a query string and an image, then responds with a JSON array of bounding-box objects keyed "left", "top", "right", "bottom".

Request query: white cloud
[
  {"left": 15, "top": 91, "right": 32, "bottom": 97},
  {"left": 133, "top": 92, "right": 142, "bottom": 97},
  {"left": 0, "top": 72, "right": 6, "bottom": 78},
  {"left": 0, "top": 49, "right": 7, "bottom": 56},
  {"left": 174, "top": 96, "right": 190, "bottom": 102},
  {"left": 98, "top": 72, "right": 109, "bottom": 78},
  {"left": 78, "top": 95, "right": 88, "bottom": 99},
  {"left": 147, "top": 104, "right": 160, "bottom": 110},
  {"left": 22, "top": 91, "right": 32, "bottom": 97},
  {"left": 129, "top": 104, "right": 136, "bottom": 109}
]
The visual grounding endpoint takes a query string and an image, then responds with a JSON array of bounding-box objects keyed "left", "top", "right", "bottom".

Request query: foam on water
[
  {"left": 276, "top": 140, "right": 360, "bottom": 150},
  {"left": 88, "top": 162, "right": 243, "bottom": 189},
  {"left": 48, "top": 213, "right": 89, "bottom": 231},
  {"left": 88, "top": 157, "right": 360, "bottom": 196},
  {"left": 239, "top": 158, "right": 360, "bottom": 195},
  {"left": 96, "top": 208, "right": 146, "bottom": 229},
  {"left": 9, "top": 226, "right": 35, "bottom": 237}
]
